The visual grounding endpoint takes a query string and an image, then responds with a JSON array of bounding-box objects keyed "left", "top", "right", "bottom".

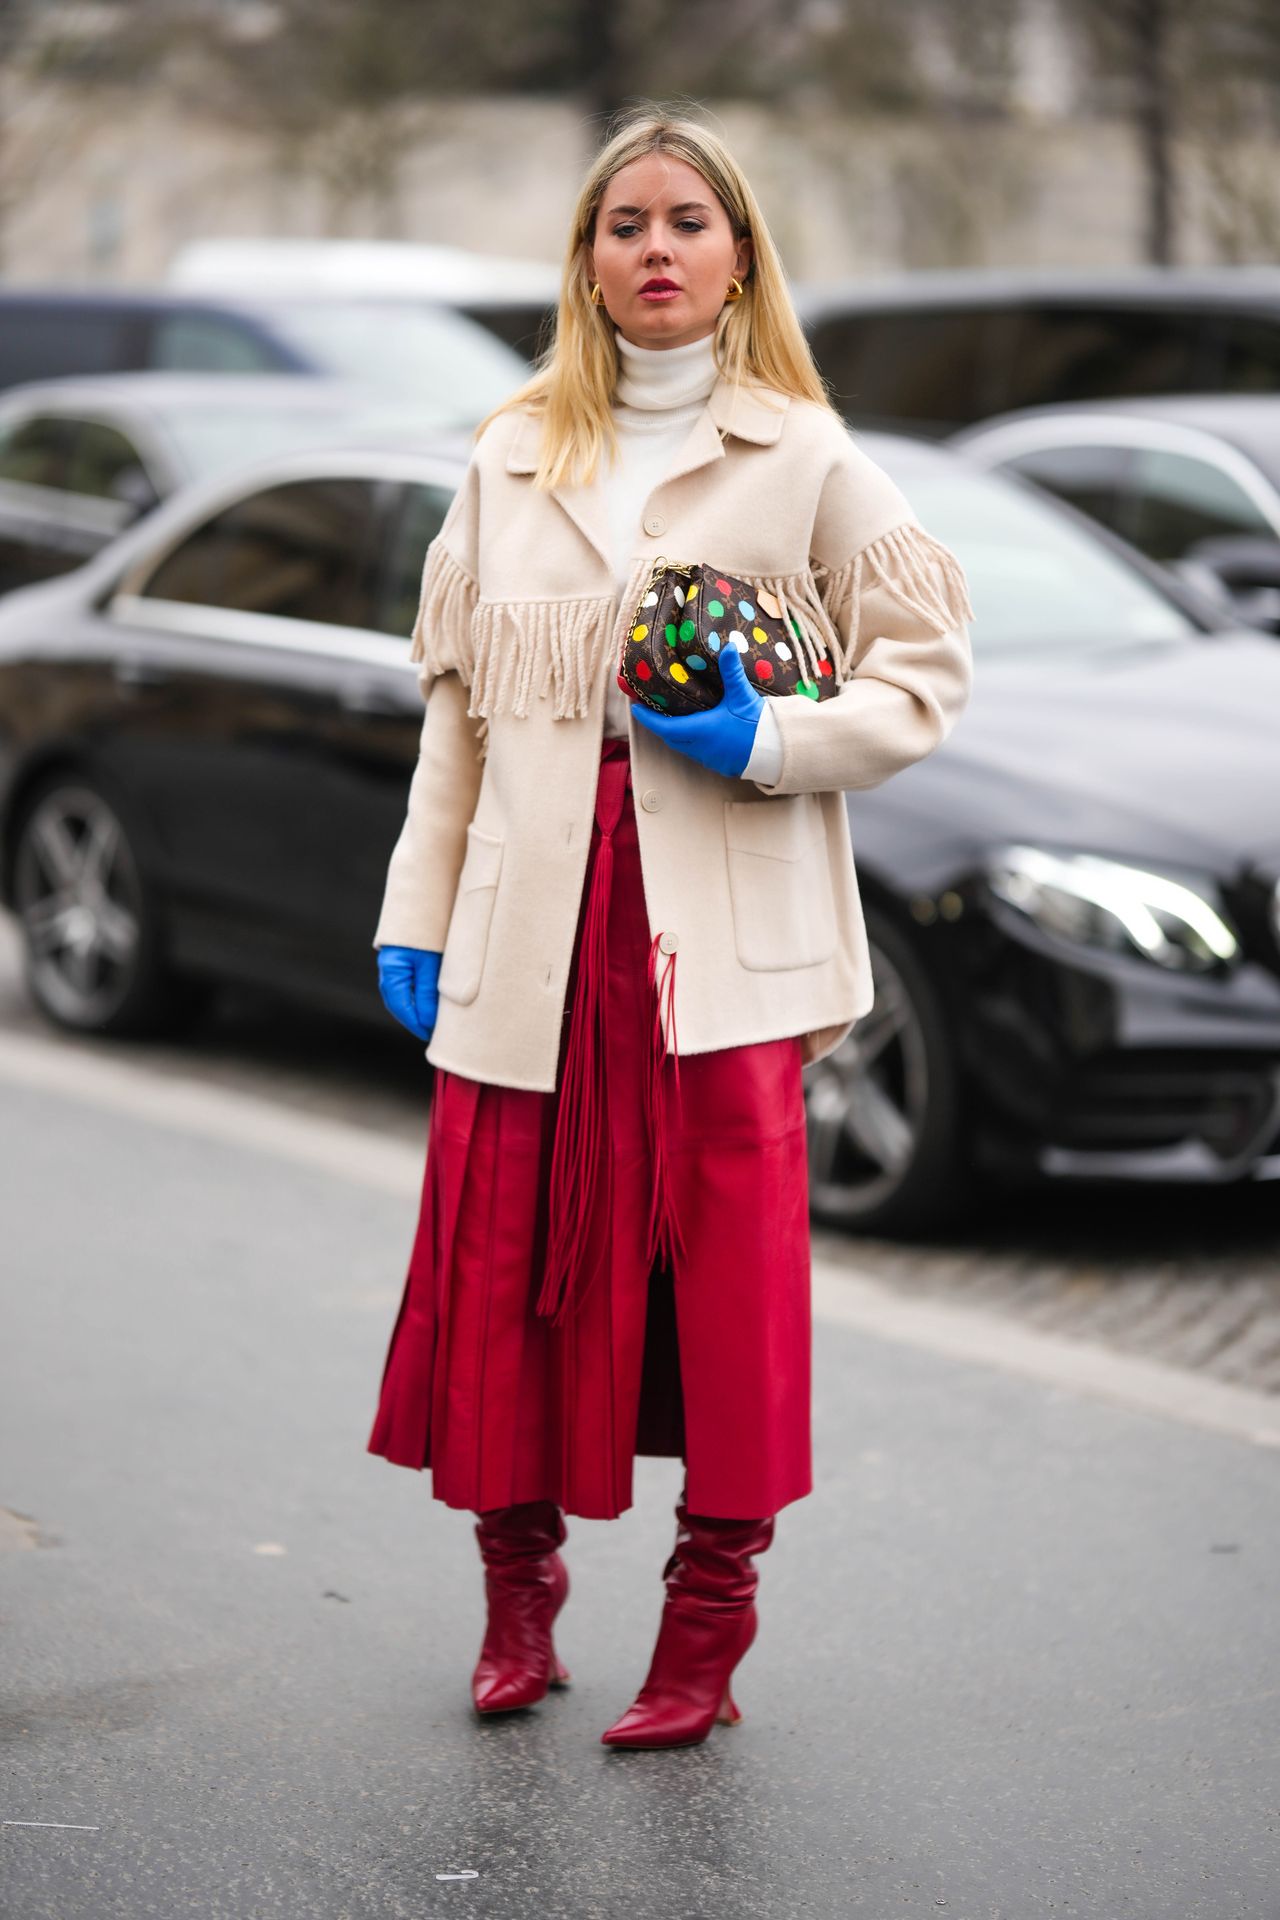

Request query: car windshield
[
  {"left": 259, "top": 302, "right": 529, "bottom": 424},
  {"left": 869, "top": 445, "right": 1199, "bottom": 658},
  {"left": 156, "top": 398, "right": 451, "bottom": 479}
]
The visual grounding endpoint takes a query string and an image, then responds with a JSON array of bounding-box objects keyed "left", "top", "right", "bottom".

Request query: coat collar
[
  {"left": 504, "top": 374, "right": 790, "bottom": 477},
  {"left": 503, "top": 375, "right": 790, "bottom": 575}
]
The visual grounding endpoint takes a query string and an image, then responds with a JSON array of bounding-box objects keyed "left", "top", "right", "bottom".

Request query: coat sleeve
[
  {"left": 749, "top": 434, "right": 975, "bottom": 797},
  {"left": 371, "top": 459, "right": 486, "bottom": 952}
]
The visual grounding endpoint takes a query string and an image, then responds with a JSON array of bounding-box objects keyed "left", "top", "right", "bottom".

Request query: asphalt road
[{"left": 3, "top": 1058, "right": 1279, "bottom": 1918}]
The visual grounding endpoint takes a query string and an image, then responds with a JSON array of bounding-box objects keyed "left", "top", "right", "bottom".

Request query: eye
[
  {"left": 677, "top": 220, "right": 706, "bottom": 232},
  {"left": 611, "top": 223, "right": 640, "bottom": 238}
]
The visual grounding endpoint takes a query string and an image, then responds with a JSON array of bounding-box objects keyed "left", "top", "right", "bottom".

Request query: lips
[{"left": 640, "top": 279, "right": 680, "bottom": 293}]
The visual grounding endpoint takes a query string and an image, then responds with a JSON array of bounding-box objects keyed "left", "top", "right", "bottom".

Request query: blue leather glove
[
  {"left": 377, "top": 945, "right": 442, "bottom": 1043},
  {"left": 630, "top": 640, "right": 765, "bottom": 777}
]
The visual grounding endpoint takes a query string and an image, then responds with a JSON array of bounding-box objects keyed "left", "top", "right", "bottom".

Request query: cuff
[{"left": 741, "top": 698, "right": 784, "bottom": 784}]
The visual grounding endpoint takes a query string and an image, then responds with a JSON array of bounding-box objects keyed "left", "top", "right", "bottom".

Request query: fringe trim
[
  {"left": 407, "top": 532, "right": 971, "bottom": 724},
  {"left": 405, "top": 542, "right": 490, "bottom": 763},
  {"left": 811, "top": 520, "right": 976, "bottom": 678},
  {"left": 470, "top": 595, "right": 617, "bottom": 721},
  {"left": 408, "top": 541, "right": 478, "bottom": 676}
]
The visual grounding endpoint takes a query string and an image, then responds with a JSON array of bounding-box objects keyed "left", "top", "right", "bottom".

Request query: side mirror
[{"left": 1175, "top": 535, "right": 1280, "bottom": 635}]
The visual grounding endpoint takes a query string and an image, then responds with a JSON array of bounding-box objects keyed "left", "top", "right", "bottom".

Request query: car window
[
  {"left": 150, "top": 313, "right": 285, "bottom": 373},
  {"left": 1126, "top": 448, "right": 1274, "bottom": 560},
  {"left": 877, "top": 454, "right": 1196, "bottom": 658},
  {"left": 1001, "top": 442, "right": 1133, "bottom": 539},
  {"left": 0, "top": 414, "right": 74, "bottom": 489},
  {"left": 0, "top": 306, "right": 139, "bottom": 387},
  {"left": 139, "top": 477, "right": 381, "bottom": 628},
  {"left": 377, "top": 482, "right": 454, "bottom": 638},
  {"left": 64, "top": 420, "right": 153, "bottom": 502},
  {"left": 807, "top": 310, "right": 995, "bottom": 432},
  {"left": 1209, "top": 316, "right": 1280, "bottom": 392},
  {"left": 1003, "top": 306, "right": 1208, "bottom": 409}
]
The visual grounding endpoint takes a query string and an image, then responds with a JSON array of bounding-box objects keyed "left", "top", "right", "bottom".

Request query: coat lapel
[{"left": 504, "top": 374, "right": 791, "bottom": 576}]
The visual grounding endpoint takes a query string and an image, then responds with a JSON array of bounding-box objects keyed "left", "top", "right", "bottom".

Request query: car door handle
[
  {"left": 112, "top": 654, "right": 170, "bottom": 689},
  {"left": 339, "top": 680, "right": 403, "bottom": 718}
]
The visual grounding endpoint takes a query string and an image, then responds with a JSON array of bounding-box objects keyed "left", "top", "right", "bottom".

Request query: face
[{"left": 585, "top": 152, "right": 752, "bottom": 351}]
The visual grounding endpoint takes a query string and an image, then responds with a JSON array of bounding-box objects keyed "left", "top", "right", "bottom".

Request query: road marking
[
  {"left": 3, "top": 1027, "right": 1279, "bottom": 1453},
  {"left": 2, "top": 1821, "right": 99, "bottom": 1831}
]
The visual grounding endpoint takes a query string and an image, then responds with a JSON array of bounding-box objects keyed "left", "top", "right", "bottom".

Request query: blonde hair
[{"left": 475, "top": 105, "right": 838, "bottom": 490}]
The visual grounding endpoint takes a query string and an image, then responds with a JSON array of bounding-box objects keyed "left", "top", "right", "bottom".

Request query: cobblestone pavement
[
  {"left": 812, "top": 1191, "right": 1280, "bottom": 1394},
  {"left": 3, "top": 917, "right": 1277, "bottom": 1395}
]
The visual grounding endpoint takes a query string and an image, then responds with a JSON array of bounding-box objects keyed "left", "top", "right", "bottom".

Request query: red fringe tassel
[
  {"left": 537, "top": 832, "right": 615, "bottom": 1327},
  {"left": 643, "top": 931, "right": 686, "bottom": 1277}
]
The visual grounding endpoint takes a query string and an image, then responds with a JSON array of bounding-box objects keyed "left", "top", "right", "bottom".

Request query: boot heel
[
  {"left": 716, "top": 1686, "right": 741, "bottom": 1727},
  {"left": 548, "top": 1650, "right": 571, "bottom": 1689}
]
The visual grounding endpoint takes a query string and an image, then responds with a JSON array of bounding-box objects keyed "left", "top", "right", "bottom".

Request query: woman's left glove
[
  {"left": 630, "top": 642, "right": 765, "bottom": 777},
  {"left": 377, "top": 945, "right": 442, "bottom": 1043}
]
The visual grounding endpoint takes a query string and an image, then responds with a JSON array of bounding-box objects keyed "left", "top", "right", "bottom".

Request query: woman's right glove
[{"left": 377, "top": 945, "right": 443, "bottom": 1043}]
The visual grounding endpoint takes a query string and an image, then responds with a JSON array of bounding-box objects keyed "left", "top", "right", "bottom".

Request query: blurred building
[{"left": 0, "top": 0, "right": 1277, "bottom": 286}]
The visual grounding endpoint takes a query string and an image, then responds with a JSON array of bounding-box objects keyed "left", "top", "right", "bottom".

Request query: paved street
[{"left": 3, "top": 1035, "right": 1279, "bottom": 1918}]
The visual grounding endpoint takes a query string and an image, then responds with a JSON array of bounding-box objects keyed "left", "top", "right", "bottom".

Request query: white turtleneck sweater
[{"left": 602, "top": 328, "right": 783, "bottom": 784}]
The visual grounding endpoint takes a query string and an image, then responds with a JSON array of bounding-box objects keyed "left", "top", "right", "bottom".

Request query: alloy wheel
[
  {"left": 14, "top": 784, "right": 145, "bottom": 1028},
  {"left": 803, "top": 932, "right": 933, "bottom": 1225}
]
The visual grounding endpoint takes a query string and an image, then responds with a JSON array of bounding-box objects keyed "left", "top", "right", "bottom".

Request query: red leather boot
[
  {"left": 471, "top": 1500, "right": 571, "bottom": 1714},
  {"left": 600, "top": 1496, "right": 775, "bottom": 1749}
]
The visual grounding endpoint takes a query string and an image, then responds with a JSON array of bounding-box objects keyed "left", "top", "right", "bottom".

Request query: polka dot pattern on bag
[{"left": 618, "top": 563, "right": 840, "bottom": 719}]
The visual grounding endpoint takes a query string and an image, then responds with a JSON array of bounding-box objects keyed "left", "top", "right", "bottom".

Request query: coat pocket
[
  {"left": 723, "top": 793, "right": 838, "bottom": 972},
  {"left": 437, "top": 823, "right": 505, "bottom": 1006}
]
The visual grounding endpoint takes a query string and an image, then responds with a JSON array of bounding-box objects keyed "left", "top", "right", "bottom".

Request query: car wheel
[
  {"left": 803, "top": 905, "right": 967, "bottom": 1235},
  {"left": 12, "top": 774, "right": 201, "bottom": 1037}
]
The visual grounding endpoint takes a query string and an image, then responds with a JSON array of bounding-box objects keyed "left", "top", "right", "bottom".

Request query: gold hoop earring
[
  {"left": 590, "top": 281, "right": 605, "bottom": 306},
  {"left": 724, "top": 276, "right": 744, "bottom": 302}
]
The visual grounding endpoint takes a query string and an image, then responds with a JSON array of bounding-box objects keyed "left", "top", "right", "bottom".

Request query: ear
[{"left": 735, "top": 233, "right": 754, "bottom": 284}]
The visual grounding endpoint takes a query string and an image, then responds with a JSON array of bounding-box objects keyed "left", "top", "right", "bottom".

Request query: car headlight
[{"left": 985, "top": 844, "right": 1240, "bottom": 973}]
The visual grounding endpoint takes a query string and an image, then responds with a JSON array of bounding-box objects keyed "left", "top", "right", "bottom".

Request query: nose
[{"left": 642, "top": 231, "right": 675, "bottom": 268}]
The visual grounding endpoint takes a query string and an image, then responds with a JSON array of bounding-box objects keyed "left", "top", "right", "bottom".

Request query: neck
[{"left": 613, "top": 328, "right": 719, "bottom": 413}]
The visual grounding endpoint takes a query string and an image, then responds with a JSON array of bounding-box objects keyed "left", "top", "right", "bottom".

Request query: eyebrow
[{"left": 605, "top": 201, "right": 713, "bottom": 217}]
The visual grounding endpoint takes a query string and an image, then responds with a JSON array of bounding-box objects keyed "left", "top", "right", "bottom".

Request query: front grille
[{"left": 1049, "top": 1052, "right": 1280, "bottom": 1159}]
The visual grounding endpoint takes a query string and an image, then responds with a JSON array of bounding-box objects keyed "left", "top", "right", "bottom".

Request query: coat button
[
  {"left": 640, "top": 789, "right": 663, "bottom": 811},
  {"left": 658, "top": 931, "right": 678, "bottom": 955},
  {"left": 643, "top": 512, "right": 666, "bottom": 536}
]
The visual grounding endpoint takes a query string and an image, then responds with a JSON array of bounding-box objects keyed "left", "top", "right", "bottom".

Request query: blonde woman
[{"left": 367, "top": 106, "right": 974, "bottom": 1750}]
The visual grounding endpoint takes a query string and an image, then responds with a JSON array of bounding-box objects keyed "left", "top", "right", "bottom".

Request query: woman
[{"left": 366, "top": 106, "right": 974, "bottom": 1750}]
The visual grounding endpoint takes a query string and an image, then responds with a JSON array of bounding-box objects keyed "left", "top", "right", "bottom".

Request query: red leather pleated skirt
[{"left": 365, "top": 739, "right": 814, "bottom": 1521}]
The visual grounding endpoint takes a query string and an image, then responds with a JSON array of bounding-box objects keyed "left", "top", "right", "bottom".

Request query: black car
[
  {"left": 949, "top": 394, "right": 1280, "bottom": 633},
  {"left": 797, "top": 266, "right": 1280, "bottom": 436},
  {"left": 1, "top": 436, "right": 1278, "bottom": 1232},
  {"left": 0, "top": 289, "right": 528, "bottom": 418},
  {"left": 0, "top": 372, "right": 473, "bottom": 597}
]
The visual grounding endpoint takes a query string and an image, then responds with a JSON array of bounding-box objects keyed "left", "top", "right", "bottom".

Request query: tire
[
  {"left": 11, "top": 772, "right": 204, "bottom": 1038},
  {"left": 803, "top": 903, "right": 969, "bottom": 1236}
]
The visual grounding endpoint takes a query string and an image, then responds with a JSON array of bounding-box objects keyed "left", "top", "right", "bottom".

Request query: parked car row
[
  {"left": 1, "top": 421, "right": 1278, "bottom": 1231},
  {"left": 2, "top": 266, "right": 1279, "bottom": 1227},
  {"left": 9, "top": 262, "right": 1280, "bottom": 436}
]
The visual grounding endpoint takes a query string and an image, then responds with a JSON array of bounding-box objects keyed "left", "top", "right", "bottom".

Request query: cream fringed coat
[{"left": 373, "top": 375, "right": 975, "bottom": 1093}]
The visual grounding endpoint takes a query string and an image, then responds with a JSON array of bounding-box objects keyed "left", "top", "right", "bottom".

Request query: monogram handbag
[{"left": 616, "top": 558, "right": 839, "bottom": 717}]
